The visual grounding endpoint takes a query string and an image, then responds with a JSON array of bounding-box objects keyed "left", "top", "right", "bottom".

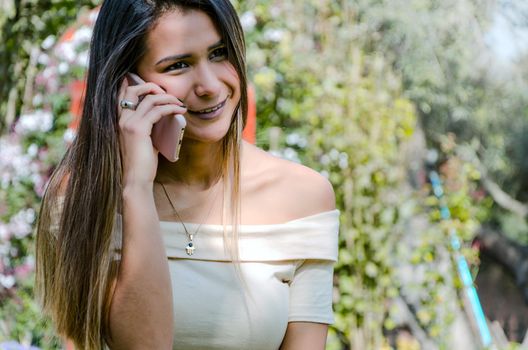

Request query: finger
[
  {"left": 124, "top": 82, "right": 166, "bottom": 101},
  {"left": 119, "top": 81, "right": 164, "bottom": 112},
  {"left": 118, "top": 78, "right": 129, "bottom": 102},
  {"left": 123, "top": 97, "right": 186, "bottom": 128},
  {"left": 120, "top": 104, "right": 185, "bottom": 134},
  {"left": 118, "top": 78, "right": 139, "bottom": 120},
  {"left": 143, "top": 104, "right": 188, "bottom": 127},
  {"left": 134, "top": 94, "right": 186, "bottom": 116}
]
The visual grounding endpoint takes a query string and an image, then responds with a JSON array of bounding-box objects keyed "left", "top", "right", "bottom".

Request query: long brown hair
[{"left": 35, "top": 0, "right": 247, "bottom": 348}]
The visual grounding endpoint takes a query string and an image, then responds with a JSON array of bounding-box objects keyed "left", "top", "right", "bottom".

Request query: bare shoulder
[
  {"left": 241, "top": 142, "right": 336, "bottom": 222},
  {"left": 272, "top": 155, "right": 336, "bottom": 214}
]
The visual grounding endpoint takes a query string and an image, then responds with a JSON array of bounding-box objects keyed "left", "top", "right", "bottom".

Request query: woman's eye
[
  {"left": 164, "top": 61, "right": 188, "bottom": 72},
  {"left": 210, "top": 47, "right": 227, "bottom": 61}
]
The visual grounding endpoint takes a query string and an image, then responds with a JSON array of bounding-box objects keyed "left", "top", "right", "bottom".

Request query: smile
[{"left": 188, "top": 98, "right": 228, "bottom": 114}]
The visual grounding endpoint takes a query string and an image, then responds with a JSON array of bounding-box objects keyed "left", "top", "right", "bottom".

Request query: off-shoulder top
[{"left": 160, "top": 209, "right": 339, "bottom": 350}]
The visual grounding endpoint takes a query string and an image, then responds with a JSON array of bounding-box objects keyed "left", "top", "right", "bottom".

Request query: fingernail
[{"left": 177, "top": 98, "right": 187, "bottom": 108}]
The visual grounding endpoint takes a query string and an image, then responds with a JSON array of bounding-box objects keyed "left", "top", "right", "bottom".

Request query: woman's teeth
[{"left": 191, "top": 102, "right": 223, "bottom": 114}]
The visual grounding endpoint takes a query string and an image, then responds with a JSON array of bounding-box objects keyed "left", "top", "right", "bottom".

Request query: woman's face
[{"left": 136, "top": 9, "right": 240, "bottom": 144}]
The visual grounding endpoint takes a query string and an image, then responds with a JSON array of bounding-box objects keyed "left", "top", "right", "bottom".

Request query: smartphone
[{"left": 126, "top": 72, "right": 186, "bottom": 162}]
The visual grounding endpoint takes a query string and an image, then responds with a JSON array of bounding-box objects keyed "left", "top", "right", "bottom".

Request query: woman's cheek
[
  {"left": 160, "top": 77, "right": 192, "bottom": 101},
  {"left": 224, "top": 62, "right": 239, "bottom": 82},
  {"left": 220, "top": 63, "right": 240, "bottom": 98}
]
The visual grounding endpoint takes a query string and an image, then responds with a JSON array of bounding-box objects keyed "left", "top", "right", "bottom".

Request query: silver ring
[{"left": 120, "top": 99, "right": 138, "bottom": 110}]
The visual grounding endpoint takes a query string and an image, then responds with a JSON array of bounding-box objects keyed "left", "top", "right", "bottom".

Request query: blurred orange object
[
  {"left": 68, "top": 79, "right": 86, "bottom": 130},
  {"left": 64, "top": 339, "right": 74, "bottom": 350},
  {"left": 242, "top": 84, "right": 256, "bottom": 144},
  {"left": 59, "top": 27, "right": 76, "bottom": 43}
]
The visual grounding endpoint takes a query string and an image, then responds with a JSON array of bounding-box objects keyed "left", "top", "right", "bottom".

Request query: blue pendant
[{"left": 185, "top": 241, "right": 195, "bottom": 256}]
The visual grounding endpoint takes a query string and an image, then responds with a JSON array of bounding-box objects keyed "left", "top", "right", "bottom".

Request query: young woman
[{"left": 35, "top": 0, "right": 339, "bottom": 349}]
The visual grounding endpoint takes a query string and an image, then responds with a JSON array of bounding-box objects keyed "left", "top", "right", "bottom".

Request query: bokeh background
[{"left": 1, "top": 0, "right": 528, "bottom": 349}]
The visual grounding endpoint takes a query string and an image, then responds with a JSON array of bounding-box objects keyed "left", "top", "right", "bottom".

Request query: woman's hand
[{"left": 118, "top": 78, "right": 187, "bottom": 187}]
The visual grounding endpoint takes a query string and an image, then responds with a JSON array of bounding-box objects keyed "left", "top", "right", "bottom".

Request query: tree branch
[
  {"left": 481, "top": 175, "right": 528, "bottom": 218},
  {"left": 457, "top": 144, "right": 528, "bottom": 218}
]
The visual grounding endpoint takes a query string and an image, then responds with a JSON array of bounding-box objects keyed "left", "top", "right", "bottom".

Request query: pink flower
[{"left": 15, "top": 263, "right": 33, "bottom": 279}]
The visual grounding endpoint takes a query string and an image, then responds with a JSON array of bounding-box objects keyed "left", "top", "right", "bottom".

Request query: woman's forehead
[{"left": 145, "top": 9, "right": 221, "bottom": 59}]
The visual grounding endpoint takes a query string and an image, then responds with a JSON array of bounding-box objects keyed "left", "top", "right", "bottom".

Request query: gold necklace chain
[{"left": 159, "top": 180, "right": 222, "bottom": 256}]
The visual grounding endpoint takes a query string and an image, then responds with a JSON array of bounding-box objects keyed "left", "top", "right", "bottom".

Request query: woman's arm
[
  {"left": 107, "top": 184, "right": 173, "bottom": 349},
  {"left": 106, "top": 80, "right": 186, "bottom": 349},
  {"left": 280, "top": 322, "right": 329, "bottom": 350},
  {"left": 279, "top": 163, "right": 336, "bottom": 350}
]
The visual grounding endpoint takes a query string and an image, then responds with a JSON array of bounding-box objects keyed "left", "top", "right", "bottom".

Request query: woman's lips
[{"left": 187, "top": 98, "right": 228, "bottom": 120}]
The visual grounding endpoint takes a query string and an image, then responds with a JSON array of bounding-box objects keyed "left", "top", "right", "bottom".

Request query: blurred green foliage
[
  {"left": 0, "top": 0, "right": 99, "bottom": 133},
  {"left": 233, "top": 1, "right": 493, "bottom": 348},
  {"left": 354, "top": 0, "right": 528, "bottom": 218}
]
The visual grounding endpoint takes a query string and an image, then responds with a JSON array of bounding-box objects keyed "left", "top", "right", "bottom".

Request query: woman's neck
[{"left": 156, "top": 139, "right": 224, "bottom": 190}]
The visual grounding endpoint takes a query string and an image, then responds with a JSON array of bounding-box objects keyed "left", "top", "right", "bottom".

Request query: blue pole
[{"left": 429, "top": 170, "right": 493, "bottom": 347}]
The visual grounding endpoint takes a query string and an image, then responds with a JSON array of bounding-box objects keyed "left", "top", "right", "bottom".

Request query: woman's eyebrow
[
  {"left": 155, "top": 40, "right": 225, "bottom": 66},
  {"left": 155, "top": 53, "right": 191, "bottom": 66},
  {"left": 208, "top": 40, "right": 224, "bottom": 50}
]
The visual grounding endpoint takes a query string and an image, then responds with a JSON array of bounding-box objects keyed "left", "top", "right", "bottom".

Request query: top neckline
[{"left": 159, "top": 209, "right": 339, "bottom": 228}]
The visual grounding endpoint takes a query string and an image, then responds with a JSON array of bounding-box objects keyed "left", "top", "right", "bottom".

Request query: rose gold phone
[{"left": 126, "top": 72, "right": 186, "bottom": 162}]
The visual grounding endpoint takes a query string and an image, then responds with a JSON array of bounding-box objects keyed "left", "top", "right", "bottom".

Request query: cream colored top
[{"left": 160, "top": 209, "right": 340, "bottom": 350}]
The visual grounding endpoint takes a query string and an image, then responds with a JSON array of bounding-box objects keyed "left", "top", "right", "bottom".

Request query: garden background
[{"left": 1, "top": 0, "right": 528, "bottom": 349}]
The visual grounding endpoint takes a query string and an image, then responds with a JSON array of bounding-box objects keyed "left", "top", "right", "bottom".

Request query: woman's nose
[{"left": 193, "top": 62, "right": 222, "bottom": 97}]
